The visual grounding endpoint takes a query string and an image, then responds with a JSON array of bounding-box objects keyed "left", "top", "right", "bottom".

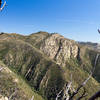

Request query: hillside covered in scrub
[{"left": 0, "top": 31, "right": 100, "bottom": 100}]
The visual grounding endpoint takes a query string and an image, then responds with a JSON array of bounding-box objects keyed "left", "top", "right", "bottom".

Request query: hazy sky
[{"left": 0, "top": 0, "right": 100, "bottom": 42}]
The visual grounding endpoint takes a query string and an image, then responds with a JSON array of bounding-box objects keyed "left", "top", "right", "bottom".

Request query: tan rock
[{"left": 40, "top": 33, "right": 79, "bottom": 67}]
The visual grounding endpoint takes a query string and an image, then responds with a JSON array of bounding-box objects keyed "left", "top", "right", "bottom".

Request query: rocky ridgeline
[{"left": 40, "top": 33, "right": 79, "bottom": 66}]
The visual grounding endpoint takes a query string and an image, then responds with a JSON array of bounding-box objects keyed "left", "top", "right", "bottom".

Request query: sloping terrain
[
  {"left": 0, "top": 32, "right": 100, "bottom": 100},
  {"left": 0, "top": 61, "right": 43, "bottom": 100},
  {"left": 0, "top": 34, "right": 65, "bottom": 100}
]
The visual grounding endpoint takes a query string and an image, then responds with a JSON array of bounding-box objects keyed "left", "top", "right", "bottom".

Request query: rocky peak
[{"left": 40, "top": 33, "right": 79, "bottom": 67}]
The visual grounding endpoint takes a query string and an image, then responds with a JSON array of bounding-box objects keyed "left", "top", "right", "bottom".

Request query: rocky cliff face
[{"left": 40, "top": 33, "right": 79, "bottom": 66}]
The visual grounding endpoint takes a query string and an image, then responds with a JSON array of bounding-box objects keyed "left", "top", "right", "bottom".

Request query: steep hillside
[
  {"left": 24, "top": 32, "right": 100, "bottom": 98},
  {"left": 0, "top": 61, "right": 43, "bottom": 100},
  {"left": 78, "top": 42, "right": 100, "bottom": 83},
  {"left": 0, "top": 32, "right": 100, "bottom": 100},
  {"left": 0, "top": 34, "right": 65, "bottom": 100},
  {"left": 27, "top": 32, "right": 100, "bottom": 83}
]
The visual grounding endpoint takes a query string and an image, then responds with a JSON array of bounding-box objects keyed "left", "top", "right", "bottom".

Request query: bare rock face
[
  {"left": 40, "top": 33, "right": 79, "bottom": 67},
  {"left": 0, "top": 95, "right": 8, "bottom": 100}
]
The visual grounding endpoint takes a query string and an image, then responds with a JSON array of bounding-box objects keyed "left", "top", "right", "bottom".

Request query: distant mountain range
[
  {"left": 0, "top": 31, "right": 100, "bottom": 100},
  {"left": 78, "top": 41, "right": 100, "bottom": 52}
]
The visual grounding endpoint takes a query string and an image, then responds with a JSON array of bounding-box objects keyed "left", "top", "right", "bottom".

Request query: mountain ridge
[{"left": 0, "top": 31, "right": 100, "bottom": 100}]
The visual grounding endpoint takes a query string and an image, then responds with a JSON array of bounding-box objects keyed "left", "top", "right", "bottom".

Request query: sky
[{"left": 0, "top": 0, "right": 100, "bottom": 43}]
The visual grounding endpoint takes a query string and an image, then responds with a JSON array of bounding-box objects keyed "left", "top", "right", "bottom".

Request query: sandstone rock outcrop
[{"left": 40, "top": 33, "right": 79, "bottom": 66}]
